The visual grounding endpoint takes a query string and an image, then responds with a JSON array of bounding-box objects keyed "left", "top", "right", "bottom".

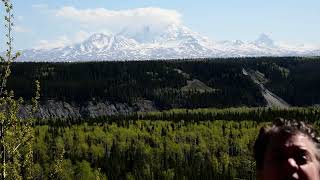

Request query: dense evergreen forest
[
  {"left": 34, "top": 120, "right": 259, "bottom": 180},
  {"left": 30, "top": 107, "right": 320, "bottom": 180},
  {"left": 3, "top": 57, "right": 320, "bottom": 179},
  {"left": 6, "top": 57, "right": 320, "bottom": 109}
]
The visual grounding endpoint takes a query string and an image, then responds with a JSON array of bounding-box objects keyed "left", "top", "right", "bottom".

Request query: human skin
[{"left": 257, "top": 133, "right": 320, "bottom": 180}]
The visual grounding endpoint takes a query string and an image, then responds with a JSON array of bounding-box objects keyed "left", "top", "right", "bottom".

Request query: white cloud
[
  {"left": 33, "top": 6, "right": 184, "bottom": 50},
  {"left": 34, "top": 30, "right": 91, "bottom": 50},
  {"left": 55, "top": 6, "right": 182, "bottom": 32},
  {"left": 34, "top": 35, "right": 71, "bottom": 50},
  {"left": 74, "top": 30, "right": 91, "bottom": 43}
]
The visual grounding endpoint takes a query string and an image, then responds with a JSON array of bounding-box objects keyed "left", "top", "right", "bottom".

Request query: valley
[{"left": 6, "top": 57, "right": 320, "bottom": 119}]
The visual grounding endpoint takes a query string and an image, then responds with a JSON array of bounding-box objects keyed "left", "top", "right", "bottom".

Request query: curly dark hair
[{"left": 254, "top": 118, "right": 320, "bottom": 170}]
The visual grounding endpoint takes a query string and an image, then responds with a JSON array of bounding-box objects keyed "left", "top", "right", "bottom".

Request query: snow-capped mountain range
[{"left": 18, "top": 24, "right": 320, "bottom": 62}]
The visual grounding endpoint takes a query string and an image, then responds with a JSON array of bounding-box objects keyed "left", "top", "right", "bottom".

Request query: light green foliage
[
  {"left": 0, "top": 1, "right": 40, "bottom": 179},
  {"left": 0, "top": 0, "right": 20, "bottom": 96},
  {"left": 33, "top": 120, "right": 262, "bottom": 179},
  {"left": 29, "top": 106, "right": 320, "bottom": 179},
  {"left": 75, "top": 160, "right": 97, "bottom": 180},
  {"left": 0, "top": 89, "right": 36, "bottom": 180}
]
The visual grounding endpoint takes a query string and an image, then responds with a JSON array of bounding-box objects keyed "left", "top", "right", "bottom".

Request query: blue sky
[{"left": 1, "top": 0, "right": 320, "bottom": 50}]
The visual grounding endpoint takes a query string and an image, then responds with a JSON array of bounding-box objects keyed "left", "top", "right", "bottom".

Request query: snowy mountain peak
[
  {"left": 117, "top": 25, "right": 163, "bottom": 43},
  {"left": 162, "top": 24, "right": 194, "bottom": 38},
  {"left": 254, "top": 33, "right": 275, "bottom": 47},
  {"left": 82, "top": 33, "right": 113, "bottom": 49},
  {"left": 17, "top": 25, "right": 320, "bottom": 62},
  {"left": 234, "top": 40, "right": 244, "bottom": 46},
  {"left": 88, "top": 33, "right": 108, "bottom": 40},
  {"left": 116, "top": 24, "right": 196, "bottom": 44}
]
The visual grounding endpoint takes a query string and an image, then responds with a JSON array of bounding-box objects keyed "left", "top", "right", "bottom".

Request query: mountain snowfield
[{"left": 18, "top": 24, "right": 320, "bottom": 62}]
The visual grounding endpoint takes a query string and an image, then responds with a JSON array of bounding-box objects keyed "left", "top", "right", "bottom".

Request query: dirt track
[{"left": 243, "top": 68, "right": 290, "bottom": 109}]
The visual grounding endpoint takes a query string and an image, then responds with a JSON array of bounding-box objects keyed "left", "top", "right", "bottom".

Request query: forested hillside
[
  {"left": 6, "top": 57, "right": 320, "bottom": 110},
  {"left": 244, "top": 57, "right": 320, "bottom": 105},
  {"left": 3, "top": 57, "right": 320, "bottom": 179}
]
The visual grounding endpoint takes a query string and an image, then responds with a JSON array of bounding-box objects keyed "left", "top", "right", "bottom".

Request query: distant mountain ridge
[{"left": 18, "top": 24, "right": 320, "bottom": 61}]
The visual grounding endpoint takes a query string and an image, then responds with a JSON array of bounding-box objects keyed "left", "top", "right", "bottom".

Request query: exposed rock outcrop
[{"left": 18, "top": 99, "right": 157, "bottom": 119}]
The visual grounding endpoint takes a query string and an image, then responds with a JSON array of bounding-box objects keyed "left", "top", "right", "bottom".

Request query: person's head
[{"left": 254, "top": 118, "right": 320, "bottom": 180}]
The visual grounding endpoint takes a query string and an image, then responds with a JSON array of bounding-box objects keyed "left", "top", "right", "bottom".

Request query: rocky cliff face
[{"left": 18, "top": 99, "right": 156, "bottom": 119}]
